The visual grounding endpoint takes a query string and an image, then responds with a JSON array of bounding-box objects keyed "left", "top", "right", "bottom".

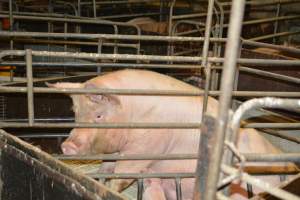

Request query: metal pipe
[
  {"left": 2, "top": 50, "right": 300, "bottom": 66},
  {"left": 175, "top": 178, "right": 182, "bottom": 200},
  {"left": 239, "top": 66, "right": 300, "bottom": 85},
  {"left": 55, "top": 153, "right": 300, "bottom": 162},
  {"left": 231, "top": 98, "right": 300, "bottom": 144},
  {"left": 273, "top": 3, "right": 281, "bottom": 44},
  {"left": 250, "top": 31, "right": 300, "bottom": 41},
  {"left": 0, "top": 122, "right": 201, "bottom": 129},
  {"left": 203, "top": 1, "right": 246, "bottom": 200},
  {"left": 0, "top": 31, "right": 226, "bottom": 42},
  {"left": 242, "top": 39, "right": 300, "bottom": 55},
  {"left": 137, "top": 179, "right": 143, "bottom": 200},
  {"left": 221, "top": 164, "right": 300, "bottom": 200},
  {"left": 89, "top": 172, "right": 195, "bottom": 179},
  {"left": 25, "top": 49, "right": 34, "bottom": 126},
  {"left": 1, "top": 86, "right": 300, "bottom": 98}
]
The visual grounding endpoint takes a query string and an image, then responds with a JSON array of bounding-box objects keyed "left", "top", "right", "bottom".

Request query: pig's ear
[
  {"left": 46, "top": 82, "right": 84, "bottom": 89},
  {"left": 84, "top": 83, "right": 120, "bottom": 106}
]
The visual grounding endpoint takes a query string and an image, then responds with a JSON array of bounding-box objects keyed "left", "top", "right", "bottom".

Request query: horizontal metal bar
[
  {"left": 0, "top": 31, "right": 226, "bottom": 42},
  {"left": 240, "top": 66, "right": 300, "bottom": 85},
  {"left": 250, "top": 31, "right": 300, "bottom": 41},
  {"left": 2, "top": 50, "right": 300, "bottom": 67},
  {"left": 0, "top": 61, "right": 203, "bottom": 69},
  {"left": 0, "top": 86, "right": 300, "bottom": 98},
  {"left": 242, "top": 39, "right": 300, "bottom": 55},
  {"left": 56, "top": 153, "right": 300, "bottom": 162},
  {"left": 243, "top": 123, "right": 300, "bottom": 129},
  {"left": 221, "top": 164, "right": 300, "bottom": 200},
  {"left": 0, "top": 122, "right": 201, "bottom": 129},
  {"left": 17, "top": 134, "right": 68, "bottom": 138},
  {"left": 87, "top": 172, "right": 195, "bottom": 179},
  {"left": 243, "top": 153, "right": 300, "bottom": 162}
]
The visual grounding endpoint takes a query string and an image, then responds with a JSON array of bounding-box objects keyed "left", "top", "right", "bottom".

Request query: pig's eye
[{"left": 97, "top": 115, "right": 103, "bottom": 119}]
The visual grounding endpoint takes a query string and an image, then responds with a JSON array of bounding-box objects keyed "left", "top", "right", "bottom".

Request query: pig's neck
[{"left": 103, "top": 128, "right": 130, "bottom": 153}]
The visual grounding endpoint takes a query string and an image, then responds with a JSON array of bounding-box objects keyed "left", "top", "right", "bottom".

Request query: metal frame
[{"left": 0, "top": 0, "right": 300, "bottom": 200}]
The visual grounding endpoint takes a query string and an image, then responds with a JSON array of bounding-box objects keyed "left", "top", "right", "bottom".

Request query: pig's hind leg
[{"left": 143, "top": 178, "right": 166, "bottom": 200}]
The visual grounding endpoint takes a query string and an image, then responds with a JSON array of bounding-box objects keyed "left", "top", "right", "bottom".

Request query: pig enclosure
[{"left": 0, "top": 0, "right": 300, "bottom": 199}]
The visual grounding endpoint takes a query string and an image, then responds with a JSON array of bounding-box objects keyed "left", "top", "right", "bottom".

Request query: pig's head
[{"left": 47, "top": 82, "right": 123, "bottom": 155}]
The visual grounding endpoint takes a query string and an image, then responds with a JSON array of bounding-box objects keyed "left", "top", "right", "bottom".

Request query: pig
[{"left": 48, "top": 69, "right": 297, "bottom": 200}]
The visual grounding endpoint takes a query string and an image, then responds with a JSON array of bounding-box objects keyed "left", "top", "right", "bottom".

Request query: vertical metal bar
[
  {"left": 137, "top": 179, "right": 143, "bottom": 200},
  {"left": 175, "top": 178, "right": 182, "bottom": 200},
  {"left": 247, "top": 183, "right": 253, "bottom": 198},
  {"left": 201, "top": 0, "right": 215, "bottom": 67},
  {"left": 76, "top": 0, "right": 81, "bottom": 33},
  {"left": 203, "top": 1, "right": 246, "bottom": 200},
  {"left": 193, "top": 115, "right": 217, "bottom": 200},
  {"left": 273, "top": 3, "right": 281, "bottom": 44},
  {"left": 64, "top": 21, "right": 68, "bottom": 76},
  {"left": 97, "top": 38, "right": 103, "bottom": 74},
  {"left": 26, "top": 49, "right": 34, "bottom": 126},
  {"left": 201, "top": 0, "right": 215, "bottom": 119},
  {"left": 9, "top": 0, "right": 14, "bottom": 82},
  {"left": 92, "top": 0, "right": 96, "bottom": 18},
  {"left": 167, "top": 0, "right": 176, "bottom": 57}
]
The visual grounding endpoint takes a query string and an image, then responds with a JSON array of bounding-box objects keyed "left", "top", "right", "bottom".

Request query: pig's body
[{"left": 52, "top": 69, "right": 296, "bottom": 200}]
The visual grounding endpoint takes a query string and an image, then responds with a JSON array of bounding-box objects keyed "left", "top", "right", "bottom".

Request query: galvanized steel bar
[
  {"left": 25, "top": 49, "right": 34, "bottom": 126},
  {"left": 243, "top": 122, "right": 300, "bottom": 129},
  {"left": 250, "top": 31, "right": 300, "bottom": 41},
  {"left": 203, "top": 1, "right": 246, "bottom": 200}
]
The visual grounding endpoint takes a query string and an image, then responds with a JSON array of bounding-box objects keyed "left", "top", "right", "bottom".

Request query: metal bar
[
  {"left": 258, "top": 129, "right": 300, "bottom": 143},
  {"left": 240, "top": 66, "right": 300, "bottom": 85},
  {"left": 0, "top": 86, "right": 300, "bottom": 98},
  {"left": 92, "top": 0, "right": 96, "bottom": 18},
  {"left": 0, "top": 122, "right": 201, "bottom": 129},
  {"left": 242, "top": 39, "right": 300, "bottom": 55},
  {"left": 273, "top": 3, "right": 281, "bottom": 44},
  {"left": 204, "top": 1, "right": 246, "bottom": 200},
  {"left": 2, "top": 50, "right": 300, "bottom": 66},
  {"left": 231, "top": 98, "right": 300, "bottom": 144},
  {"left": 88, "top": 173, "right": 195, "bottom": 179},
  {"left": 25, "top": 49, "right": 34, "bottom": 126},
  {"left": 175, "top": 178, "right": 182, "bottom": 200},
  {"left": 250, "top": 31, "right": 300, "bottom": 41},
  {"left": 0, "top": 14, "right": 140, "bottom": 29},
  {"left": 193, "top": 115, "right": 217, "bottom": 200},
  {"left": 55, "top": 153, "right": 300, "bottom": 163},
  {"left": 0, "top": 31, "right": 226, "bottom": 42},
  {"left": 221, "top": 164, "right": 300, "bottom": 200},
  {"left": 243, "top": 123, "right": 300, "bottom": 129},
  {"left": 201, "top": 0, "right": 215, "bottom": 67},
  {"left": 137, "top": 179, "right": 143, "bottom": 200}
]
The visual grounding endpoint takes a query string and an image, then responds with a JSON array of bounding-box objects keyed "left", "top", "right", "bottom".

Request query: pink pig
[{"left": 49, "top": 69, "right": 296, "bottom": 200}]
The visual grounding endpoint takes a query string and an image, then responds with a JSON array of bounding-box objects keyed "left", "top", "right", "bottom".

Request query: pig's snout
[{"left": 61, "top": 141, "right": 79, "bottom": 155}]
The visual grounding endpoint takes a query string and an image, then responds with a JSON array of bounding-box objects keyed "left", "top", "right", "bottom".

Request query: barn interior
[{"left": 0, "top": 0, "right": 299, "bottom": 200}]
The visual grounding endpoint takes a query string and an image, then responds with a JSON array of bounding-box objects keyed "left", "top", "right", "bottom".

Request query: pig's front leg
[
  {"left": 98, "top": 161, "right": 116, "bottom": 173},
  {"left": 109, "top": 160, "right": 153, "bottom": 192}
]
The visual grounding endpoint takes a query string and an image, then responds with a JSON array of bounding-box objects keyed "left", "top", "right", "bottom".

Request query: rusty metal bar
[
  {"left": 203, "top": 1, "right": 246, "bottom": 200},
  {"left": 25, "top": 49, "right": 34, "bottom": 126},
  {"left": 193, "top": 115, "right": 217, "bottom": 200}
]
